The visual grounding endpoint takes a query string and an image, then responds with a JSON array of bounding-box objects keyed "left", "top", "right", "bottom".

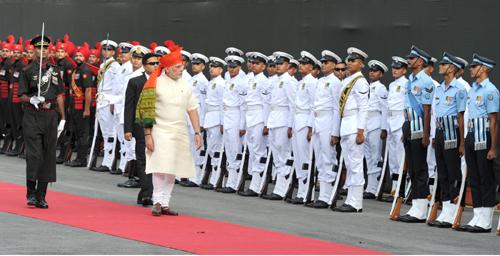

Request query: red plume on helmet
[
  {"left": 6, "top": 35, "right": 15, "bottom": 44},
  {"left": 164, "top": 40, "right": 176, "bottom": 51},
  {"left": 149, "top": 42, "right": 158, "bottom": 52},
  {"left": 129, "top": 41, "right": 140, "bottom": 46},
  {"left": 63, "top": 34, "right": 70, "bottom": 43},
  {"left": 82, "top": 42, "right": 90, "bottom": 50}
]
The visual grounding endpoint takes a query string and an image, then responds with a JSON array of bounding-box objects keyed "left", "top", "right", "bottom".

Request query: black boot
[
  {"left": 26, "top": 180, "right": 37, "bottom": 206},
  {"left": 56, "top": 145, "right": 67, "bottom": 164},
  {"left": 5, "top": 137, "right": 22, "bottom": 156},
  {"left": 1, "top": 136, "right": 12, "bottom": 154},
  {"left": 35, "top": 182, "right": 49, "bottom": 209}
]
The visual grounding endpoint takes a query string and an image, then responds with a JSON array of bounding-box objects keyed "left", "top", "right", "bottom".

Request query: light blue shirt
[
  {"left": 467, "top": 78, "right": 499, "bottom": 119},
  {"left": 434, "top": 78, "right": 467, "bottom": 117},
  {"left": 405, "top": 69, "right": 435, "bottom": 108}
]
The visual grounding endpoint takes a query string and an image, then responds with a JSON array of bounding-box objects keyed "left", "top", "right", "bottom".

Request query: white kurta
[{"left": 145, "top": 73, "right": 199, "bottom": 178}]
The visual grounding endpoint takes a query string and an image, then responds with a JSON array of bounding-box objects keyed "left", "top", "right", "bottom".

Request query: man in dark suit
[{"left": 124, "top": 52, "right": 159, "bottom": 206}]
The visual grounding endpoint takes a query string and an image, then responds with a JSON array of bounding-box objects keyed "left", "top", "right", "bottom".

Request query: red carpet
[{"left": 0, "top": 181, "right": 386, "bottom": 255}]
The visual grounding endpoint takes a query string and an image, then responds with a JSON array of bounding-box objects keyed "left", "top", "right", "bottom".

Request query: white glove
[
  {"left": 57, "top": 120, "right": 66, "bottom": 139},
  {"left": 29, "top": 96, "right": 45, "bottom": 109}
]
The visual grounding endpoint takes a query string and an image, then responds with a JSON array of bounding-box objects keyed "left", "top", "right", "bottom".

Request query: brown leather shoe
[
  {"left": 151, "top": 203, "right": 162, "bottom": 216},
  {"left": 161, "top": 207, "right": 178, "bottom": 216}
]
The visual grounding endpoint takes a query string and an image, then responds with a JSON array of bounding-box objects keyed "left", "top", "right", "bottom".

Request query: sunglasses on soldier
[{"left": 147, "top": 61, "right": 160, "bottom": 66}]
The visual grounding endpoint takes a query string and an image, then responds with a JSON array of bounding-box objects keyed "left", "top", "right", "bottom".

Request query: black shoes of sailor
[
  {"left": 262, "top": 193, "right": 283, "bottom": 200},
  {"left": 397, "top": 214, "right": 426, "bottom": 223},
  {"left": 333, "top": 203, "right": 362, "bottom": 213},
  {"left": 238, "top": 189, "right": 258, "bottom": 197},
  {"left": 287, "top": 197, "right": 304, "bottom": 205}
]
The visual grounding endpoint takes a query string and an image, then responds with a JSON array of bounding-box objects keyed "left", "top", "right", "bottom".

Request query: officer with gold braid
[{"left": 332, "top": 47, "right": 369, "bottom": 213}]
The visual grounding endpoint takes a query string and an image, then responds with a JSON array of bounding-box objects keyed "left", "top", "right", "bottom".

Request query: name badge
[
  {"left": 13, "top": 72, "right": 19, "bottom": 78},
  {"left": 0, "top": 70, "right": 5, "bottom": 76}
]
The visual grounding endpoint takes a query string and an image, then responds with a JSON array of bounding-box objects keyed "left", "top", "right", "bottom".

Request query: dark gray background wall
[{"left": 1, "top": 0, "right": 499, "bottom": 82}]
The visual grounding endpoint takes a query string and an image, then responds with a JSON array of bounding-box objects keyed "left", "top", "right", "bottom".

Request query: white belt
[
  {"left": 271, "top": 105, "right": 289, "bottom": 112},
  {"left": 223, "top": 105, "right": 240, "bottom": 111},
  {"left": 342, "top": 109, "right": 358, "bottom": 117},
  {"left": 206, "top": 105, "right": 220, "bottom": 112},
  {"left": 368, "top": 111, "right": 381, "bottom": 117},
  {"left": 314, "top": 109, "right": 332, "bottom": 118},
  {"left": 295, "top": 107, "right": 310, "bottom": 115},
  {"left": 389, "top": 110, "right": 405, "bottom": 117},
  {"left": 246, "top": 105, "right": 263, "bottom": 111}
]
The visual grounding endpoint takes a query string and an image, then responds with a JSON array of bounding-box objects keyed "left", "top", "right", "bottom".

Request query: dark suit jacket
[{"left": 124, "top": 73, "right": 147, "bottom": 133}]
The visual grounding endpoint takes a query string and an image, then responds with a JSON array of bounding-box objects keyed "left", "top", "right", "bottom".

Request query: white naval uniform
[
  {"left": 364, "top": 80, "right": 388, "bottom": 194},
  {"left": 222, "top": 74, "right": 246, "bottom": 190},
  {"left": 243, "top": 72, "right": 271, "bottom": 193},
  {"left": 333, "top": 71, "right": 369, "bottom": 210},
  {"left": 292, "top": 73, "right": 317, "bottom": 199},
  {"left": 182, "top": 69, "right": 192, "bottom": 82},
  {"left": 204, "top": 75, "right": 224, "bottom": 186},
  {"left": 122, "top": 67, "right": 144, "bottom": 164},
  {"left": 224, "top": 69, "right": 246, "bottom": 81},
  {"left": 114, "top": 61, "right": 134, "bottom": 172},
  {"left": 312, "top": 73, "right": 341, "bottom": 202},
  {"left": 387, "top": 76, "right": 408, "bottom": 187},
  {"left": 187, "top": 72, "right": 208, "bottom": 184},
  {"left": 267, "top": 72, "right": 296, "bottom": 197},
  {"left": 96, "top": 57, "right": 121, "bottom": 168}
]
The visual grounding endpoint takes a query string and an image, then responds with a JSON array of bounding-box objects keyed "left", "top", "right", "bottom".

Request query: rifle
[
  {"left": 376, "top": 140, "right": 389, "bottom": 200},
  {"left": 426, "top": 167, "right": 439, "bottom": 223},
  {"left": 235, "top": 143, "right": 248, "bottom": 193},
  {"left": 213, "top": 143, "right": 226, "bottom": 189},
  {"left": 258, "top": 148, "right": 273, "bottom": 196},
  {"left": 496, "top": 203, "right": 500, "bottom": 235},
  {"left": 390, "top": 151, "right": 407, "bottom": 220},
  {"left": 452, "top": 165, "right": 467, "bottom": 230},
  {"left": 328, "top": 151, "right": 344, "bottom": 209},
  {"left": 303, "top": 140, "right": 315, "bottom": 203}
]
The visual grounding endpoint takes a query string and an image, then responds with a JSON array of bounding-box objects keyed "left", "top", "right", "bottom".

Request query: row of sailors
[{"left": 93, "top": 40, "right": 498, "bottom": 234}]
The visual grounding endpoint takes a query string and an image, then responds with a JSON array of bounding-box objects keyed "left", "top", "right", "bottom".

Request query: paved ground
[{"left": 0, "top": 155, "right": 499, "bottom": 254}]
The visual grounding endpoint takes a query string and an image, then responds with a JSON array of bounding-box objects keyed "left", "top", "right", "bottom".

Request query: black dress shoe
[
  {"left": 238, "top": 190, "right": 258, "bottom": 197},
  {"left": 35, "top": 199, "right": 49, "bottom": 209},
  {"left": 161, "top": 207, "right": 179, "bottom": 216},
  {"left": 56, "top": 157, "right": 65, "bottom": 164},
  {"left": 5, "top": 150, "right": 19, "bottom": 156},
  {"left": 179, "top": 180, "right": 199, "bottom": 187},
  {"left": 117, "top": 179, "right": 140, "bottom": 188},
  {"left": 468, "top": 226, "right": 492, "bottom": 233},
  {"left": 311, "top": 200, "right": 329, "bottom": 208},
  {"left": 91, "top": 166, "right": 110, "bottom": 172},
  {"left": 457, "top": 225, "right": 475, "bottom": 232},
  {"left": 261, "top": 193, "right": 283, "bottom": 200},
  {"left": 219, "top": 187, "right": 236, "bottom": 193},
  {"left": 141, "top": 197, "right": 153, "bottom": 206},
  {"left": 200, "top": 184, "right": 214, "bottom": 190},
  {"left": 287, "top": 197, "right": 304, "bottom": 205},
  {"left": 437, "top": 221, "right": 452, "bottom": 228},
  {"left": 109, "top": 168, "right": 122, "bottom": 175},
  {"left": 26, "top": 195, "right": 37, "bottom": 206},
  {"left": 67, "top": 159, "right": 87, "bottom": 167},
  {"left": 332, "top": 203, "right": 362, "bottom": 213},
  {"left": 427, "top": 220, "right": 443, "bottom": 227},
  {"left": 397, "top": 214, "right": 426, "bottom": 223},
  {"left": 363, "top": 192, "right": 376, "bottom": 199}
]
